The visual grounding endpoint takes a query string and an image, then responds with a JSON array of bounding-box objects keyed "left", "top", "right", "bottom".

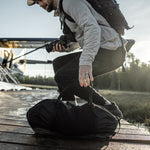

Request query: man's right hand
[
  {"left": 45, "top": 41, "right": 66, "bottom": 53},
  {"left": 52, "top": 43, "right": 66, "bottom": 52},
  {"left": 45, "top": 35, "right": 68, "bottom": 53}
]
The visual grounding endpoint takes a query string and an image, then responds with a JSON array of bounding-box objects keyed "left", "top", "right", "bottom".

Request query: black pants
[{"left": 53, "top": 47, "right": 125, "bottom": 105}]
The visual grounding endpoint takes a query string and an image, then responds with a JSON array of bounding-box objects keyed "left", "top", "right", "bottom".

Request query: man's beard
[{"left": 47, "top": 0, "right": 54, "bottom": 12}]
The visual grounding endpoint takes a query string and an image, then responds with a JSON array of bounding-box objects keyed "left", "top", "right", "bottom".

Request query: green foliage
[
  {"left": 94, "top": 52, "right": 150, "bottom": 92},
  {"left": 19, "top": 75, "right": 57, "bottom": 86},
  {"left": 145, "top": 119, "right": 150, "bottom": 126},
  {"left": 100, "top": 90, "right": 150, "bottom": 126}
]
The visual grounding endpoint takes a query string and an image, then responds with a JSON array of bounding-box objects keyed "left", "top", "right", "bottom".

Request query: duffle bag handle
[
  {"left": 88, "top": 81, "right": 94, "bottom": 105},
  {"left": 57, "top": 82, "right": 94, "bottom": 106},
  {"left": 57, "top": 84, "right": 73, "bottom": 101}
]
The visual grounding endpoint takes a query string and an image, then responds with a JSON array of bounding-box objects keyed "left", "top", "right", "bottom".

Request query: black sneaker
[{"left": 103, "top": 102, "right": 123, "bottom": 119}]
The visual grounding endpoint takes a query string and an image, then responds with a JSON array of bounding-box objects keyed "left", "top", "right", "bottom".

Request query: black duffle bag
[{"left": 27, "top": 97, "right": 119, "bottom": 139}]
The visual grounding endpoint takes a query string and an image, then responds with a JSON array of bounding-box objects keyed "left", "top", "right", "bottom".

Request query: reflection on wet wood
[{"left": 0, "top": 90, "right": 150, "bottom": 150}]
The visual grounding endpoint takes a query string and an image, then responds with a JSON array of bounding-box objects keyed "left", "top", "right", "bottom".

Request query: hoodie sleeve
[{"left": 63, "top": 0, "right": 101, "bottom": 67}]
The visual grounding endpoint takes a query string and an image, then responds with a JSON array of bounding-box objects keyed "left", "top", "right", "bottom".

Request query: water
[{"left": 0, "top": 89, "right": 58, "bottom": 119}]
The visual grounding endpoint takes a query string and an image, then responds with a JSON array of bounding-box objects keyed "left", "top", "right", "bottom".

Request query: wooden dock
[{"left": 0, "top": 90, "right": 150, "bottom": 150}]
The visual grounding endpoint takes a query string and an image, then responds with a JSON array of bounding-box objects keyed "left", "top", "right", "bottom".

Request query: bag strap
[
  {"left": 57, "top": 82, "right": 94, "bottom": 106},
  {"left": 59, "top": 0, "right": 75, "bottom": 23},
  {"left": 119, "top": 36, "right": 127, "bottom": 72},
  {"left": 111, "top": 118, "right": 121, "bottom": 137},
  {"left": 88, "top": 81, "right": 94, "bottom": 105}
]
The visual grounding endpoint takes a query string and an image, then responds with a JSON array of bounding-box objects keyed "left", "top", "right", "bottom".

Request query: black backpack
[
  {"left": 27, "top": 98, "right": 119, "bottom": 139},
  {"left": 60, "top": 0, "right": 131, "bottom": 35}
]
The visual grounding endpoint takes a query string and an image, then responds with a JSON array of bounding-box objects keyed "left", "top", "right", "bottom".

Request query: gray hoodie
[{"left": 57, "top": 0, "right": 124, "bottom": 67}]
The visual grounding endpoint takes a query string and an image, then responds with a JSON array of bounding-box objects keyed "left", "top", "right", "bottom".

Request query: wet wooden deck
[{"left": 0, "top": 90, "right": 150, "bottom": 150}]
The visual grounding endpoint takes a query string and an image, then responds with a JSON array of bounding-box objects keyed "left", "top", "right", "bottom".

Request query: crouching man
[{"left": 27, "top": 0, "right": 130, "bottom": 119}]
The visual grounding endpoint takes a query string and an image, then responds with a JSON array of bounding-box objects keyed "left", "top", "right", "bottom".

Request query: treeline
[
  {"left": 19, "top": 53, "right": 150, "bottom": 92},
  {"left": 19, "top": 75, "right": 57, "bottom": 86},
  {"left": 94, "top": 53, "right": 150, "bottom": 92}
]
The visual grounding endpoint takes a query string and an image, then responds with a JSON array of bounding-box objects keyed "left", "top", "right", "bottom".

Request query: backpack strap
[
  {"left": 59, "top": 0, "right": 75, "bottom": 23},
  {"left": 59, "top": 0, "right": 77, "bottom": 42},
  {"left": 119, "top": 36, "right": 127, "bottom": 72}
]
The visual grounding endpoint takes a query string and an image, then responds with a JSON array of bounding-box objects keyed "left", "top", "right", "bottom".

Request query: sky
[{"left": 0, "top": 0, "right": 150, "bottom": 77}]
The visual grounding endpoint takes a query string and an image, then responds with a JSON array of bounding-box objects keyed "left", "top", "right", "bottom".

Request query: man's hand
[
  {"left": 52, "top": 43, "right": 66, "bottom": 52},
  {"left": 79, "top": 65, "right": 94, "bottom": 87},
  {"left": 45, "top": 41, "right": 66, "bottom": 53}
]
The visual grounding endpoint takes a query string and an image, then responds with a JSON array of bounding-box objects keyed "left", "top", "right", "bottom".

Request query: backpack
[
  {"left": 27, "top": 98, "right": 119, "bottom": 139},
  {"left": 59, "top": 0, "right": 131, "bottom": 35}
]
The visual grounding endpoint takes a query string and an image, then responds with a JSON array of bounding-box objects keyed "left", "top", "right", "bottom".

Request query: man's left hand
[{"left": 79, "top": 65, "right": 94, "bottom": 87}]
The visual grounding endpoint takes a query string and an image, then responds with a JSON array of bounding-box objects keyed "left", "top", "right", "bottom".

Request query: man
[{"left": 27, "top": 0, "right": 126, "bottom": 119}]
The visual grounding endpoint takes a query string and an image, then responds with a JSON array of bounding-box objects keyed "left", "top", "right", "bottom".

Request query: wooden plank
[
  {"left": 0, "top": 123, "right": 150, "bottom": 138},
  {"left": 0, "top": 117, "right": 150, "bottom": 135},
  {"left": 0, "top": 116, "right": 27, "bottom": 121},
  {"left": 0, "top": 118, "right": 149, "bottom": 149},
  {"left": 1, "top": 140, "right": 150, "bottom": 150},
  {"left": 107, "top": 142, "right": 150, "bottom": 150},
  {"left": 0, "top": 115, "right": 140, "bottom": 127},
  {"left": 1, "top": 128, "right": 150, "bottom": 145},
  {"left": 112, "top": 134, "right": 150, "bottom": 144},
  {"left": 0, "top": 132, "right": 109, "bottom": 150},
  {"left": 0, "top": 142, "right": 51, "bottom": 150},
  {"left": 118, "top": 122, "right": 150, "bottom": 136},
  {"left": 0, "top": 119, "right": 139, "bottom": 132},
  {"left": 0, "top": 125, "right": 33, "bottom": 135},
  {"left": 0, "top": 117, "right": 131, "bottom": 125},
  {"left": 0, "top": 131, "right": 150, "bottom": 150},
  {"left": 0, "top": 117, "right": 150, "bottom": 136},
  {"left": 0, "top": 118, "right": 29, "bottom": 127},
  {"left": 121, "top": 124, "right": 143, "bottom": 129},
  {"left": 0, "top": 118, "right": 134, "bottom": 128},
  {"left": 119, "top": 128, "right": 150, "bottom": 135},
  {"left": 0, "top": 123, "right": 149, "bottom": 137}
]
